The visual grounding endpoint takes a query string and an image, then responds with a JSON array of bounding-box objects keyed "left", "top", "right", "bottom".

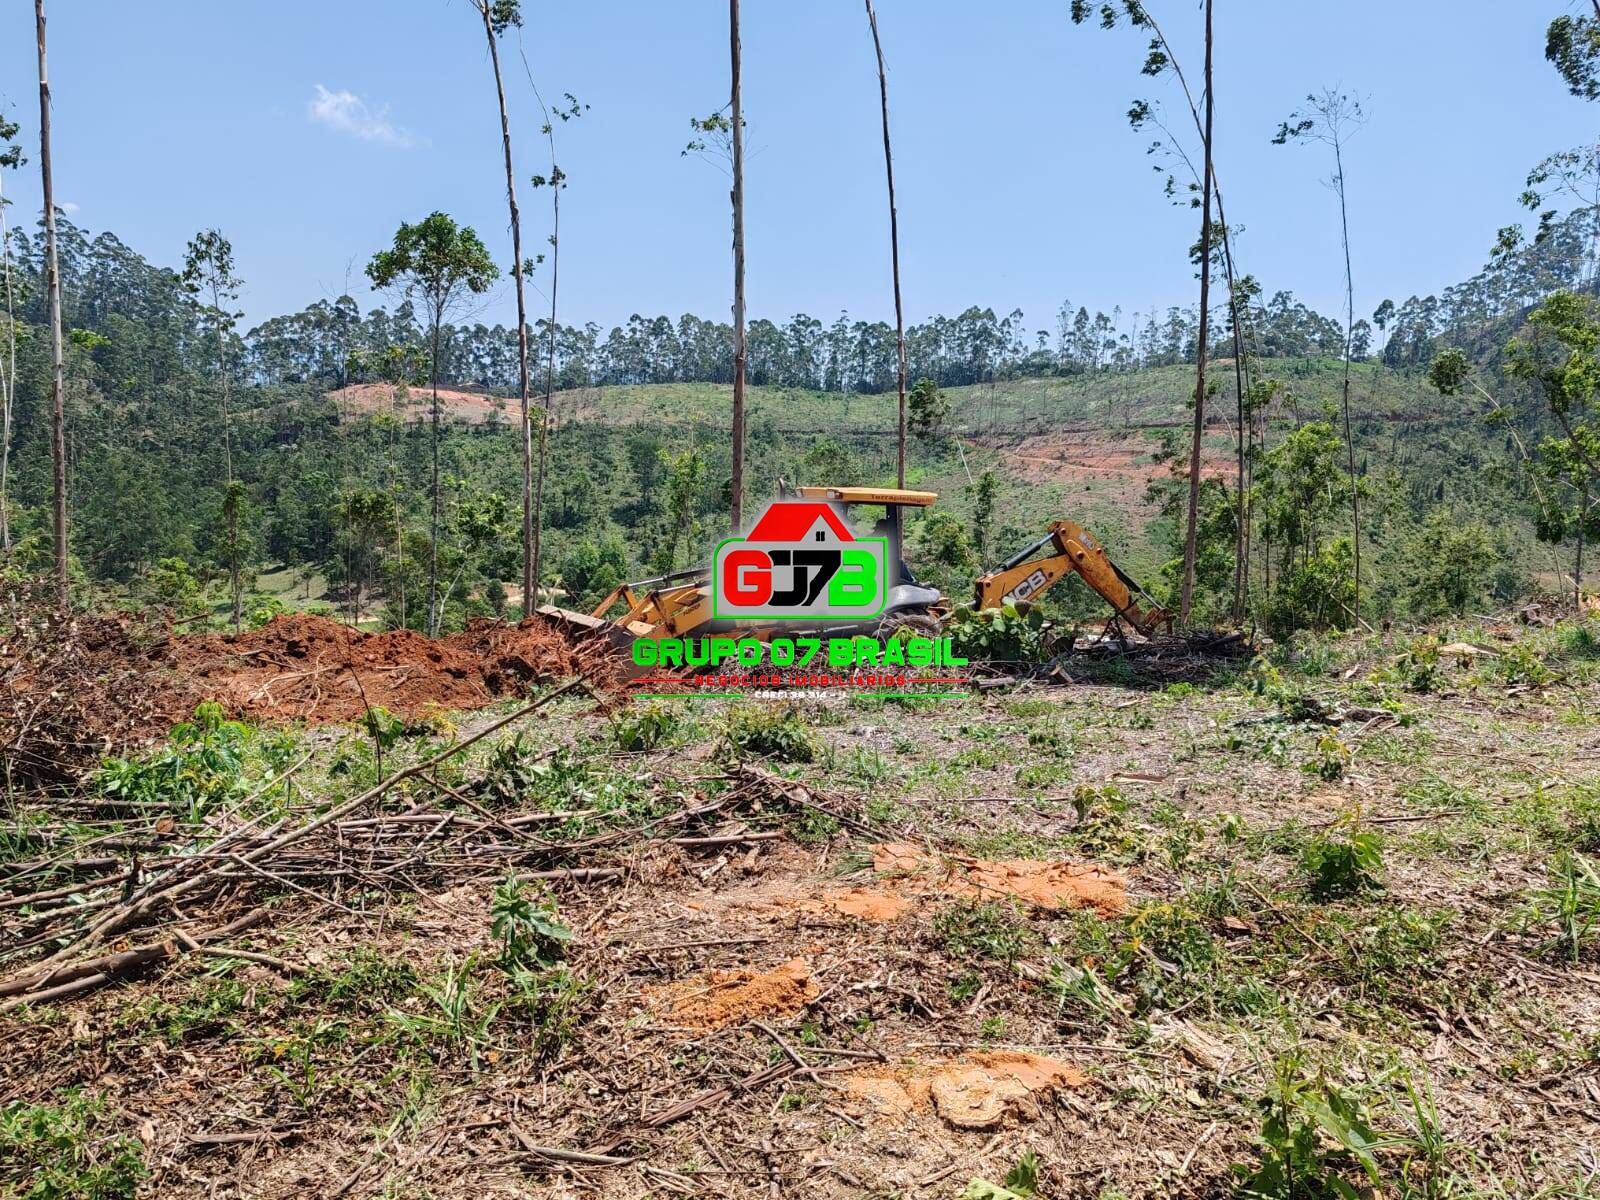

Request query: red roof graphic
[{"left": 746, "top": 501, "right": 855, "bottom": 542}]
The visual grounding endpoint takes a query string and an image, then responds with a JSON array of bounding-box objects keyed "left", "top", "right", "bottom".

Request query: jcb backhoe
[{"left": 538, "top": 485, "right": 1170, "bottom": 646}]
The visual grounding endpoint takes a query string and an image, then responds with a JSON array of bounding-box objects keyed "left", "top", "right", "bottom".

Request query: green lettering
[{"left": 828, "top": 547, "right": 879, "bottom": 609}]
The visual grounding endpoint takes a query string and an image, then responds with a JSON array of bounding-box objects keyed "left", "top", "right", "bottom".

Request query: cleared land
[{"left": 4, "top": 610, "right": 1599, "bottom": 1198}]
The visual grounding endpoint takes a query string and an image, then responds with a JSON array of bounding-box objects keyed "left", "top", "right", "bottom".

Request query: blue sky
[{"left": 1, "top": 1, "right": 1593, "bottom": 339}]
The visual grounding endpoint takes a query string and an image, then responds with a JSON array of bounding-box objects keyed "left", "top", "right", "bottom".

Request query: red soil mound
[
  {"left": 644, "top": 958, "right": 818, "bottom": 1030},
  {"left": 173, "top": 612, "right": 618, "bottom": 725}
]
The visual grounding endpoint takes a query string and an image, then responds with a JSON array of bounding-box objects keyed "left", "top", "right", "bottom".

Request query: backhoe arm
[{"left": 974, "top": 520, "right": 1172, "bottom": 636}]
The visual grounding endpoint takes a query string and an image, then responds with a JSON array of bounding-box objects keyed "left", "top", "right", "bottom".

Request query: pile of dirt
[
  {"left": 0, "top": 596, "right": 204, "bottom": 786},
  {"left": 173, "top": 612, "right": 621, "bottom": 725},
  {"left": 873, "top": 842, "right": 1129, "bottom": 917},
  {"left": 843, "top": 1051, "right": 1087, "bottom": 1129},
  {"left": 1, "top": 595, "right": 623, "bottom": 782},
  {"left": 644, "top": 958, "right": 818, "bottom": 1030}
]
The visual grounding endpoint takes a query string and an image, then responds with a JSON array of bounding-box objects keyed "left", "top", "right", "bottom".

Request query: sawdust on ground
[
  {"left": 644, "top": 958, "right": 819, "bottom": 1030},
  {"left": 872, "top": 842, "right": 1129, "bottom": 916},
  {"left": 842, "top": 1051, "right": 1087, "bottom": 1129}
]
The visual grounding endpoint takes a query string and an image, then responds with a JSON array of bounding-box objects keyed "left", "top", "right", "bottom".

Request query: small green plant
[
  {"left": 1558, "top": 618, "right": 1600, "bottom": 660},
  {"left": 503, "top": 967, "right": 593, "bottom": 1063},
  {"left": 933, "top": 899, "right": 1035, "bottom": 965},
  {"left": 1523, "top": 851, "right": 1600, "bottom": 963},
  {"left": 609, "top": 702, "right": 685, "bottom": 752},
  {"left": 478, "top": 732, "right": 546, "bottom": 807},
  {"left": 1303, "top": 733, "right": 1351, "bottom": 782},
  {"left": 1301, "top": 827, "right": 1385, "bottom": 900},
  {"left": 0, "top": 1089, "right": 148, "bottom": 1200},
  {"left": 961, "top": 1150, "right": 1042, "bottom": 1199},
  {"left": 490, "top": 873, "right": 574, "bottom": 971},
  {"left": 1233, "top": 1056, "right": 1390, "bottom": 1199},
  {"left": 386, "top": 959, "right": 499, "bottom": 1068},
  {"left": 360, "top": 704, "right": 406, "bottom": 775},
  {"left": 721, "top": 704, "right": 818, "bottom": 763}
]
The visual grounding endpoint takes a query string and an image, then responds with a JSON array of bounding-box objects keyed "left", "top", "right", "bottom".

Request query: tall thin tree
[
  {"left": 1177, "top": 0, "right": 1215, "bottom": 627},
  {"left": 729, "top": 0, "right": 747, "bottom": 531},
  {"left": 366, "top": 214, "right": 498, "bottom": 636},
  {"left": 35, "top": 0, "right": 68, "bottom": 609},
  {"left": 865, "top": 0, "right": 907, "bottom": 492},
  {"left": 0, "top": 109, "right": 24, "bottom": 554},
  {"left": 1275, "top": 90, "right": 1367, "bottom": 620},
  {"left": 474, "top": 0, "right": 535, "bottom": 614},
  {"left": 527, "top": 89, "right": 585, "bottom": 599},
  {"left": 182, "top": 231, "right": 242, "bottom": 484}
]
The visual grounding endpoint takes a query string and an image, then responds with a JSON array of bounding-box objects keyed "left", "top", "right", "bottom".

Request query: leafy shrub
[
  {"left": 1233, "top": 1057, "right": 1388, "bottom": 1199},
  {"left": 1487, "top": 641, "right": 1555, "bottom": 686},
  {"left": 1301, "top": 828, "right": 1385, "bottom": 900},
  {"left": 947, "top": 602, "right": 1047, "bottom": 663},
  {"left": 95, "top": 701, "right": 251, "bottom": 821},
  {"left": 0, "top": 1089, "right": 147, "bottom": 1200},
  {"left": 1263, "top": 539, "right": 1357, "bottom": 640},
  {"left": 490, "top": 872, "right": 574, "bottom": 971},
  {"left": 479, "top": 732, "right": 546, "bottom": 807},
  {"left": 721, "top": 704, "right": 817, "bottom": 763},
  {"left": 610, "top": 702, "right": 686, "bottom": 752}
]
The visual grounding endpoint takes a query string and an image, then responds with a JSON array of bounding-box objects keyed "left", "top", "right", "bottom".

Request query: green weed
[
  {"left": 721, "top": 704, "right": 818, "bottom": 763},
  {"left": 0, "top": 1089, "right": 147, "bottom": 1200},
  {"left": 933, "top": 899, "right": 1036, "bottom": 965},
  {"left": 1301, "top": 827, "right": 1385, "bottom": 900}
]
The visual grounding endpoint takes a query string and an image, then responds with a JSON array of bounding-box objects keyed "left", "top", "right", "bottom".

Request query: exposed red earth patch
[
  {"left": 842, "top": 1051, "right": 1088, "bottom": 1129},
  {"left": 643, "top": 957, "right": 819, "bottom": 1030},
  {"left": 872, "top": 842, "right": 1129, "bottom": 917}
]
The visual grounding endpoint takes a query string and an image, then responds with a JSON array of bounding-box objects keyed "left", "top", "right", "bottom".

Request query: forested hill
[{"left": 0, "top": 208, "right": 1587, "bottom": 628}]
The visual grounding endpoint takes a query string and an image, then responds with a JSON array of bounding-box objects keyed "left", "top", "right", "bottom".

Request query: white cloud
[
  {"left": 59, "top": 201, "right": 79, "bottom": 214},
  {"left": 307, "top": 84, "right": 416, "bottom": 149}
]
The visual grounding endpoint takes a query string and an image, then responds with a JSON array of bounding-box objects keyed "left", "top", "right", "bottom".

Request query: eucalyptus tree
[
  {"left": 528, "top": 91, "right": 586, "bottom": 602},
  {"left": 864, "top": 0, "right": 907, "bottom": 491},
  {"left": 684, "top": 90, "right": 748, "bottom": 530},
  {"left": 182, "top": 230, "right": 243, "bottom": 481},
  {"left": 1547, "top": 5, "right": 1600, "bottom": 100},
  {"left": 366, "top": 214, "right": 498, "bottom": 635},
  {"left": 1070, "top": 0, "right": 1227, "bottom": 625},
  {"left": 472, "top": 0, "right": 535, "bottom": 610},
  {"left": 729, "top": 0, "right": 747, "bottom": 530},
  {"left": 1274, "top": 89, "right": 1368, "bottom": 619},
  {"left": 34, "top": 0, "right": 68, "bottom": 608},
  {"left": 0, "top": 108, "right": 24, "bottom": 553}
]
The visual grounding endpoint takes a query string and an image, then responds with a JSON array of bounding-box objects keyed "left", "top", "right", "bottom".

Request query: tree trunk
[
  {"left": 533, "top": 140, "right": 560, "bottom": 603},
  {"left": 1579, "top": 484, "right": 1589, "bottom": 613},
  {"left": 729, "top": 0, "right": 746, "bottom": 532},
  {"left": 35, "top": 0, "right": 68, "bottom": 611},
  {"left": 1333, "top": 136, "right": 1362, "bottom": 621},
  {"left": 866, "top": 0, "right": 906, "bottom": 494},
  {"left": 216, "top": 304, "right": 232, "bottom": 482},
  {"left": 428, "top": 314, "right": 441, "bottom": 637},
  {"left": 1177, "top": 0, "right": 1214, "bottom": 628},
  {"left": 0, "top": 166, "right": 17, "bottom": 553},
  {"left": 479, "top": 5, "right": 534, "bottom": 615}
]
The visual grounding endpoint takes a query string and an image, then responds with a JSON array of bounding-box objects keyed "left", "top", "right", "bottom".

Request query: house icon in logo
[
  {"left": 746, "top": 502, "right": 855, "bottom": 546},
  {"left": 713, "top": 501, "right": 887, "bottom": 620}
]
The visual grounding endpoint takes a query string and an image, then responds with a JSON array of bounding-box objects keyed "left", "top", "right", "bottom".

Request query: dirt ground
[{"left": 4, "top": 616, "right": 1600, "bottom": 1198}]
